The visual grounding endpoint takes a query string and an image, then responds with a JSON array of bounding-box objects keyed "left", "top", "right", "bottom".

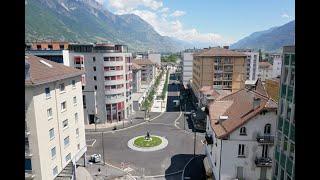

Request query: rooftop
[
  {"left": 25, "top": 55, "right": 84, "bottom": 86},
  {"left": 208, "top": 79, "right": 277, "bottom": 138},
  {"left": 133, "top": 59, "right": 156, "bottom": 65},
  {"left": 132, "top": 62, "right": 142, "bottom": 70},
  {"left": 194, "top": 47, "right": 247, "bottom": 57},
  {"left": 259, "top": 61, "right": 273, "bottom": 69}
]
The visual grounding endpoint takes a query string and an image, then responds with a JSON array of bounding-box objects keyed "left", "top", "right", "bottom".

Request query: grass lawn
[{"left": 133, "top": 136, "right": 162, "bottom": 148}]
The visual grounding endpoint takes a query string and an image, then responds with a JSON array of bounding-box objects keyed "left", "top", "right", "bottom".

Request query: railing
[
  {"left": 25, "top": 122, "right": 30, "bottom": 137},
  {"left": 25, "top": 144, "right": 32, "bottom": 157},
  {"left": 255, "top": 157, "right": 272, "bottom": 167},
  {"left": 256, "top": 134, "right": 274, "bottom": 144},
  {"left": 25, "top": 170, "right": 35, "bottom": 179}
]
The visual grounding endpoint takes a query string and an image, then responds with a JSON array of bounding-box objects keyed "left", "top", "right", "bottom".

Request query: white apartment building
[
  {"left": 148, "top": 53, "right": 161, "bottom": 65},
  {"left": 63, "top": 44, "right": 133, "bottom": 124},
  {"left": 25, "top": 55, "right": 87, "bottom": 180},
  {"left": 233, "top": 49, "right": 259, "bottom": 81},
  {"left": 182, "top": 52, "right": 193, "bottom": 86},
  {"left": 132, "top": 62, "right": 142, "bottom": 93},
  {"left": 204, "top": 79, "right": 278, "bottom": 180},
  {"left": 271, "top": 54, "right": 282, "bottom": 78},
  {"left": 258, "top": 62, "right": 273, "bottom": 82},
  {"left": 132, "top": 59, "right": 157, "bottom": 84}
]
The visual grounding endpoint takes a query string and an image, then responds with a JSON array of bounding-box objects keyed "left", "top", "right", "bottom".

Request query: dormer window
[
  {"left": 264, "top": 124, "right": 271, "bottom": 134},
  {"left": 240, "top": 127, "right": 247, "bottom": 136}
]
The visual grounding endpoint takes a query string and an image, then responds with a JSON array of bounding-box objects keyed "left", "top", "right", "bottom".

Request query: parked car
[{"left": 90, "top": 154, "right": 101, "bottom": 163}]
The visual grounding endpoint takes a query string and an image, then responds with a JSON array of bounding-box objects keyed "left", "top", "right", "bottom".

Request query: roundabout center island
[{"left": 128, "top": 135, "right": 168, "bottom": 152}]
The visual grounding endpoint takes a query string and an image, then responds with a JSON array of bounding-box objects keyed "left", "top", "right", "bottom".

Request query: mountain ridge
[{"left": 25, "top": 0, "right": 186, "bottom": 52}]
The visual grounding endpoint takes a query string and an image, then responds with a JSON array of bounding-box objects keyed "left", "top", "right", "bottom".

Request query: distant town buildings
[
  {"left": 258, "top": 61, "right": 273, "bottom": 82},
  {"left": 191, "top": 47, "right": 247, "bottom": 100},
  {"left": 273, "top": 46, "right": 295, "bottom": 180},
  {"left": 181, "top": 48, "right": 203, "bottom": 86},
  {"left": 233, "top": 49, "right": 259, "bottom": 81},
  {"left": 26, "top": 41, "right": 69, "bottom": 50},
  {"left": 63, "top": 44, "right": 133, "bottom": 124},
  {"left": 132, "top": 62, "right": 142, "bottom": 93},
  {"left": 132, "top": 59, "right": 157, "bottom": 84},
  {"left": 133, "top": 52, "right": 161, "bottom": 65},
  {"left": 271, "top": 54, "right": 282, "bottom": 78},
  {"left": 204, "top": 79, "right": 278, "bottom": 180},
  {"left": 25, "top": 55, "right": 86, "bottom": 180}
]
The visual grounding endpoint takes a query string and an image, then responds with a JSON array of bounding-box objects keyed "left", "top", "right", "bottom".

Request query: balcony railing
[
  {"left": 255, "top": 157, "right": 272, "bottom": 167},
  {"left": 25, "top": 170, "right": 35, "bottom": 179},
  {"left": 256, "top": 134, "right": 274, "bottom": 144},
  {"left": 25, "top": 145, "right": 32, "bottom": 157},
  {"left": 25, "top": 123, "right": 30, "bottom": 137}
]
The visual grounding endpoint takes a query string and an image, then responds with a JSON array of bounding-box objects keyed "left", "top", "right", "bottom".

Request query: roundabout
[{"left": 128, "top": 135, "right": 168, "bottom": 152}]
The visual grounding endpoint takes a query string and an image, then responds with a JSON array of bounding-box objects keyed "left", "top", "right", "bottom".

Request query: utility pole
[{"left": 194, "top": 130, "right": 196, "bottom": 157}]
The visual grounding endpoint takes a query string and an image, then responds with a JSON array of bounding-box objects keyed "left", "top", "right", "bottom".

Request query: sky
[{"left": 101, "top": 0, "right": 295, "bottom": 46}]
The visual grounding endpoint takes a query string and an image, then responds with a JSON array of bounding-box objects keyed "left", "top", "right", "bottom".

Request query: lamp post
[{"left": 192, "top": 112, "right": 197, "bottom": 157}]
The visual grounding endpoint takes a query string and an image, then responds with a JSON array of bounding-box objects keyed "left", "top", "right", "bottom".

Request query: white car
[{"left": 90, "top": 154, "right": 101, "bottom": 163}]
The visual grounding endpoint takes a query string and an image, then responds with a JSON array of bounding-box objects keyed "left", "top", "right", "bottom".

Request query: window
[
  {"left": 94, "top": 76, "right": 97, "bottom": 81},
  {"left": 240, "top": 127, "right": 246, "bottom": 135},
  {"left": 83, "top": 95, "right": 86, "bottom": 108},
  {"left": 47, "top": 108, "right": 53, "bottom": 119},
  {"left": 65, "top": 153, "right": 71, "bottom": 162},
  {"left": 95, "top": 85, "right": 97, "bottom": 90},
  {"left": 51, "top": 147, "right": 56, "bottom": 159},
  {"left": 64, "top": 136, "right": 70, "bottom": 147},
  {"left": 49, "top": 128, "right": 55, "bottom": 140},
  {"left": 76, "top": 128, "right": 79, "bottom": 137},
  {"left": 45, "top": 87, "right": 51, "bottom": 98},
  {"left": 77, "top": 143, "right": 80, "bottom": 150},
  {"left": 72, "top": 80, "right": 76, "bottom": 88},
  {"left": 59, "top": 45, "right": 64, "bottom": 49},
  {"left": 93, "top": 57, "right": 96, "bottom": 62},
  {"left": 63, "top": 119, "right": 68, "bottom": 129},
  {"left": 53, "top": 166, "right": 58, "bottom": 176},
  {"left": 73, "top": 96, "right": 77, "bottom": 105},
  {"left": 264, "top": 124, "right": 271, "bottom": 134},
  {"left": 93, "top": 66, "right": 96, "bottom": 71},
  {"left": 238, "top": 144, "right": 245, "bottom": 157},
  {"left": 75, "top": 113, "right": 78, "bottom": 123},
  {"left": 36, "top": 45, "right": 41, "bottom": 50},
  {"left": 59, "top": 83, "right": 65, "bottom": 92},
  {"left": 48, "top": 45, "right": 53, "bottom": 49},
  {"left": 61, "top": 101, "right": 66, "bottom": 112}
]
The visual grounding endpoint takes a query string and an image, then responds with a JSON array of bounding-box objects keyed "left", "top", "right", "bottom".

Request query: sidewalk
[
  {"left": 85, "top": 111, "right": 161, "bottom": 133},
  {"left": 151, "top": 70, "right": 169, "bottom": 112},
  {"left": 76, "top": 166, "right": 93, "bottom": 180}
]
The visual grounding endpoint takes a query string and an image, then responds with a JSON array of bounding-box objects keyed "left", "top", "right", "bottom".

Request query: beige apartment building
[
  {"left": 192, "top": 47, "right": 247, "bottom": 98},
  {"left": 25, "top": 55, "right": 87, "bottom": 180}
]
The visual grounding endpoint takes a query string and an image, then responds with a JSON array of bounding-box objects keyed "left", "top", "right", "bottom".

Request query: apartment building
[
  {"left": 182, "top": 52, "right": 194, "bottom": 86},
  {"left": 198, "top": 86, "right": 231, "bottom": 107},
  {"left": 26, "top": 41, "right": 69, "bottom": 50},
  {"left": 204, "top": 79, "right": 278, "bottom": 180},
  {"left": 265, "top": 77, "right": 280, "bottom": 102},
  {"left": 271, "top": 54, "right": 282, "bottom": 78},
  {"left": 148, "top": 53, "right": 161, "bottom": 65},
  {"left": 233, "top": 49, "right": 259, "bottom": 81},
  {"left": 273, "top": 46, "right": 295, "bottom": 180},
  {"left": 258, "top": 62, "right": 273, "bottom": 82},
  {"left": 63, "top": 44, "right": 133, "bottom": 124},
  {"left": 132, "top": 62, "right": 142, "bottom": 93},
  {"left": 132, "top": 59, "right": 157, "bottom": 84},
  {"left": 25, "top": 55, "right": 86, "bottom": 180},
  {"left": 192, "top": 47, "right": 247, "bottom": 99}
]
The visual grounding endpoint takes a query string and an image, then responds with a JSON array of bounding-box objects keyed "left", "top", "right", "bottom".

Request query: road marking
[{"left": 86, "top": 139, "right": 96, "bottom": 147}]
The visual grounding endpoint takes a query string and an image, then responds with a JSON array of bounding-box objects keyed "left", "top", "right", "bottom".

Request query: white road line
[{"left": 86, "top": 139, "right": 96, "bottom": 147}]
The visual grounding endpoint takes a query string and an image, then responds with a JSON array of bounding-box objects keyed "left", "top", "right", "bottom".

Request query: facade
[
  {"left": 63, "top": 44, "right": 133, "bottom": 124},
  {"left": 258, "top": 62, "right": 273, "bottom": 82},
  {"left": 271, "top": 54, "right": 282, "bottom": 78},
  {"left": 192, "top": 47, "right": 247, "bottom": 99},
  {"left": 132, "top": 59, "right": 156, "bottom": 84},
  {"left": 272, "top": 46, "right": 295, "bottom": 180},
  {"left": 25, "top": 55, "right": 86, "bottom": 180},
  {"left": 26, "top": 41, "right": 69, "bottom": 50},
  {"left": 182, "top": 52, "right": 194, "bottom": 86},
  {"left": 148, "top": 53, "right": 161, "bottom": 65},
  {"left": 25, "top": 50, "right": 64, "bottom": 64},
  {"left": 265, "top": 77, "right": 280, "bottom": 102},
  {"left": 132, "top": 62, "right": 142, "bottom": 93},
  {"left": 233, "top": 49, "right": 259, "bottom": 81},
  {"left": 204, "top": 79, "right": 278, "bottom": 180}
]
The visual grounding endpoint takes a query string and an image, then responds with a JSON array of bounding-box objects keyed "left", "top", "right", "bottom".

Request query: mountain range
[
  {"left": 25, "top": 0, "right": 187, "bottom": 52},
  {"left": 230, "top": 20, "right": 295, "bottom": 52}
]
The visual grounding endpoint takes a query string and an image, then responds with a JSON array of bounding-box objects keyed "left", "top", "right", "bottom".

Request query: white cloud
[
  {"left": 108, "top": 0, "right": 233, "bottom": 45},
  {"left": 281, "top": 13, "right": 291, "bottom": 19},
  {"left": 170, "top": 10, "right": 186, "bottom": 17},
  {"left": 108, "top": 0, "right": 163, "bottom": 14}
]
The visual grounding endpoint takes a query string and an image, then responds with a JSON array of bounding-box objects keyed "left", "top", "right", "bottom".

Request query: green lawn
[{"left": 133, "top": 136, "right": 162, "bottom": 148}]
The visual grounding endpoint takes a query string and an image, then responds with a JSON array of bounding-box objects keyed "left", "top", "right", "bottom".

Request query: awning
[{"left": 203, "top": 157, "right": 213, "bottom": 177}]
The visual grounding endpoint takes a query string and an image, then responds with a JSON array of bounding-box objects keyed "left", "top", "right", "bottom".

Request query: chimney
[
  {"left": 223, "top": 46, "right": 229, "bottom": 49},
  {"left": 218, "top": 115, "right": 228, "bottom": 124},
  {"left": 253, "top": 97, "right": 261, "bottom": 109},
  {"left": 25, "top": 60, "right": 30, "bottom": 80}
]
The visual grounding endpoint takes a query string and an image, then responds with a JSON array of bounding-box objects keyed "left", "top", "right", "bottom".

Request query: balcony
[
  {"left": 25, "top": 145, "right": 32, "bottom": 157},
  {"left": 105, "top": 87, "right": 125, "bottom": 95},
  {"left": 105, "top": 96, "right": 126, "bottom": 104},
  {"left": 256, "top": 134, "right": 274, "bottom": 144},
  {"left": 25, "top": 170, "right": 35, "bottom": 179},
  {"left": 104, "top": 79, "right": 125, "bottom": 86},
  {"left": 205, "top": 134, "right": 213, "bottom": 144},
  {"left": 25, "top": 123, "right": 30, "bottom": 137},
  {"left": 223, "top": 77, "right": 232, "bottom": 81},
  {"left": 255, "top": 157, "right": 272, "bottom": 167},
  {"left": 104, "top": 70, "right": 124, "bottom": 76}
]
